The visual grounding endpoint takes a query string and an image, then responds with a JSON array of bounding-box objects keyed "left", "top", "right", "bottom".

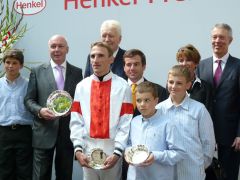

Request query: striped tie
[
  {"left": 214, "top": 60, "right": 222, "bottom": 87},
  {"left": 131, "top": 84, "right": 137, "bottom": 109}
]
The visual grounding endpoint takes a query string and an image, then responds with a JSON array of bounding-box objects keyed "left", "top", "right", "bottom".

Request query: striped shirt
[
  {"left": 127, "top": 110, "right": 186, "bottom": 180},
  {"left": 156, "top": 95, "right": 215, "bottom": 180}
]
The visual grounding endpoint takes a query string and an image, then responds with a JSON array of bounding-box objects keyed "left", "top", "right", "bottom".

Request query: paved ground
[
  {"left": 52, "top": 161, "right": 83, "bottom": 180},
  {"left": 53, "top": 161, "right": 240, "bottom": 180}
]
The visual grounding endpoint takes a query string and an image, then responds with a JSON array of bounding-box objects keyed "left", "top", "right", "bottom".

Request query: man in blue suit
[
  {"left": 84, "top": 20, "right": 127, "bottom": 79},
  {"left": 196, "top": 23, "right": 240, "bottom": 180}
]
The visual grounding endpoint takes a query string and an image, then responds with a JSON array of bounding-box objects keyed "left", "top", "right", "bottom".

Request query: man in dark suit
[
  {"left": 84, "top": 20, "right": 127, "bottom": 79},
  {"left": 122, "top": 49, "right": 168, "bottom": 179},
  {"left": 24, "top": 35, "right": 83, "bottom": 180},
  {"left": 196, "top": 23, "right": 240, "bottom": 180}
]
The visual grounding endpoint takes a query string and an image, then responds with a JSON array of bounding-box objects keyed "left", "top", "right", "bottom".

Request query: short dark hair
[
  {"left": 91, "top": 41, "right": 113, "bottom": 57},
  {"left": 176, "top": 44, "right": 201, "bottom": 64},
  {"left": 3, "top": 49, "right": 24, "bottom": 65},
  {"left": 123, "top": 49, "right": 146, "bottom": 66},
  {"left": 136, "top": 81, "right": 158, "bottom": 99}
]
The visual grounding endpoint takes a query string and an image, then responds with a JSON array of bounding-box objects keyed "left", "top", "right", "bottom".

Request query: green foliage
[
  {"left": 52, "top": 96, "right": 72, "bottom": 113},
  {"left": 0, "top": 0, "right": 27, "bottom": 76}
]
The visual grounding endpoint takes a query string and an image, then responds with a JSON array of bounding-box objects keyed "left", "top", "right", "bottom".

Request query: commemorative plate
[
  {"left": 125, "top": 145, "right": 149, "bottom": 165},
  {"left": 47, "top": 90, "right": 73, "bottom": 116},
  {"left": 88, "top": 148, "right": 107, "bottom": 169}
]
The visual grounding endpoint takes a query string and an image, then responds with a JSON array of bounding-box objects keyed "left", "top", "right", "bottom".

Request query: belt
[{"left": 0, "top": 124, "right": 31, "bottom": 130}]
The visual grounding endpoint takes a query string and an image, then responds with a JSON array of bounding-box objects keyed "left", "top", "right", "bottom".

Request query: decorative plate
[
  {"left": 125, "top": 145, "right": 149, "bottom": 165},
  {"left": 88, "top": 148, "right": 107, "bottom": 169},
  {"left": 47, "top": 90, "right": 73, "bottom": 116}
]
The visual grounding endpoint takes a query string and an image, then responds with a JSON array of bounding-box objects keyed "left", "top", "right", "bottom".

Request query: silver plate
[
  {"left": 125, "top": 145, "right": 149, "bottom": 165},
  {"left": 47, "top": 90, "right": 73, "bottom": 116},
  {"left": 88, "top": 148, "right": 107, "bottom": 169}
]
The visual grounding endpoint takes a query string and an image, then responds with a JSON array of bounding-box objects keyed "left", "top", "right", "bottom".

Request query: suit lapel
[
  {"left": 44, "top": 63, "right": 57, "bottom": 90},
  {"left": 64, "top": 62, "right": 74, "bottom": 92},
  {"left": 205, "top": 58, "right": 214, "bottom": 86},
  {"left": 217, "top": 56, "right": 233, "bottom": 88}
]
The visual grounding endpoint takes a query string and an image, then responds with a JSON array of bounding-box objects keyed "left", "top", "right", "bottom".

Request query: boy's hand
[{"left": 140, "top": 153, "right": 154, "bottom": 166}]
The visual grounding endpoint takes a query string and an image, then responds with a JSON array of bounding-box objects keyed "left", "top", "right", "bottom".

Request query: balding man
[{"left": 25, "top": 35, "right": 83, "bottom": 180}]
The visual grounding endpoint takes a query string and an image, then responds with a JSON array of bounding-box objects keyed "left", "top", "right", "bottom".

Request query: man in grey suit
[
  {"left": 196, "top": 23, "right": 240, "bottom": 180},
  {"left": 24, "top": 35, "right": 83, "bottom": 180}
]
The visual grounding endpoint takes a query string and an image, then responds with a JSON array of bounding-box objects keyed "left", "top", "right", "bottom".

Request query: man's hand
[
  {"left": 75, "top": 151, "right": 91, "bottom": 168},
  {"left": 102, "top": 154, "right": 120, "bottom": 170},
  {"left": 232, "top": 137, "right": 240, "bottom": 151},
  {"left": 39, "top": 108, "right": 56, "bottom": 120}
]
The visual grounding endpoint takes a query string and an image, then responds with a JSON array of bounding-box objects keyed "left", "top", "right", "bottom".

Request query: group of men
[{"left": 0, "top": 19, "right": 239, "bottom": 180}]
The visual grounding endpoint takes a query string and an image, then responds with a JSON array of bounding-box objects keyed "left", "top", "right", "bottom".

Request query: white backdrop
[{"left": 7, "top": 0, "right": 240, "bottom": 86}]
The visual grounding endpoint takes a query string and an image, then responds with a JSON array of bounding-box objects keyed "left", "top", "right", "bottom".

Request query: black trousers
[
  {"left": 32, "top": 137, "right": 74, "bottom": 180},
  {"left": 218, "top": 144, "right": 240, "bottom": 180},
  {"left": 0, "top": 125, "right": 32, "bottom": 180}
]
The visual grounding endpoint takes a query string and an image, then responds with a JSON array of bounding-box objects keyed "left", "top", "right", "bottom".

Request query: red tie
[{"left": 214, "top": 60, "right": 222, "bottom": 87}]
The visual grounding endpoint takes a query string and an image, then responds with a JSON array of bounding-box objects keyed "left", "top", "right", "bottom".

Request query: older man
[
  {"left": 24, "top": 35, "right": 83, "bottom": 180},
  {"left": 70, "top": 42, "right": 133, "bottom": 180},
  {"left": 197, "top": 23, "right": 240, "bottom": 180},
  {"left": 84, "top": 20, "right": 127, "bottom": 79}
]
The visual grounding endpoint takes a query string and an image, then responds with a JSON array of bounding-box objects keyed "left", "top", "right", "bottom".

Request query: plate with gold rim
[
  {"left": 88, "top": 148, "right": 107, "bottom": 169},
  {"left": 125, "top": 145, "right": 149, "bottom": 165},
  {"left": 47, "top": 90, "right": 73, "bottom": 116}
]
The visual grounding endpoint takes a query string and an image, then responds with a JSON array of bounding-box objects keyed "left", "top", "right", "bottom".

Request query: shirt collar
[
  {"left": 92, "top": 71, "right": 113, "bottom": 82},
  {"left": 127, "top": 77, "right": 144, "bottom": 86},
  {"left": 113, "top": 48, "right": 119, "bottom": 58},
  {"left": 141, "top": 109, "right": 159, "bottom": 123},
  {"left": 192, "top": 75, "right": 202, "bottom": 87},
  {"left": 165, "top": 94, "right": 189, "bottom": 111},
  {"left": 213, "top": 52, "right": 229, "bottom": 64},
  {"left": 4, "top": 74, "right": 22, "bottom": 84},
  {"left": 50, "top": 59, "right": 67, "bottom": 69}
]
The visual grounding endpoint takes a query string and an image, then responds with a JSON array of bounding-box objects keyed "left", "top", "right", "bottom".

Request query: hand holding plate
[{"left": 75, "top": 151, "right": 91, "bottom": 168}]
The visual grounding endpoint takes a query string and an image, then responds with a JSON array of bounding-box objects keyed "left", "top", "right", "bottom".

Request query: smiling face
[
  {"left": 4, "top": 58, "right": 23, "bottom": 81},
  {"left": 90, "top": 45, "right": 113, "bottom": 77},
  {"left": 136, "top": 92, "right": 158, "bottom": 119},
  {"left": 48, "top": 35, "right": 69, "bottom": 65},
  {"left": 177, "top": 56, "right": 197, "bottom": 78},
  {"left": 101, "top": 27, "right": 121, "bottom": 52},
  {"left": 124, "top": 55, "right": 146, "bottom": 83},
  {"left": 211, "top": 27, "right": 232, "bottom": 58},
  {"left": 167, "top": 74, "right": 191, "bottom": 103}
]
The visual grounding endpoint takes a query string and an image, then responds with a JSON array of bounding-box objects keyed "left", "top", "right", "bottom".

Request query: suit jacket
[
  {"left": 188, "top": 78, "right": 213, "bottom": 117},
  {"left": 196, "top": 55, "right": 240, "bottom": 146},
  {"left": 84, "top": 47, "right": 127, "bottom": 79},
  {"left": 133, "top": 79, "right": 168, "bottom": 117},
  {"left": 24, "top": 62, "right": 83, "bottom": 149}
]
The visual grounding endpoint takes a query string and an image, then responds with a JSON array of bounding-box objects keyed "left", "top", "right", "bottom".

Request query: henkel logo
[{"left": 14, "top": 0, "right": 46, "bottom": 15}]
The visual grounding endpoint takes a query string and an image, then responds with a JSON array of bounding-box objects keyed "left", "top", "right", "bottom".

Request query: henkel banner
[
  {"left": 14, "top": 0, "right": 46, "bottom": 15},
  {"left": 5, "top": 0, "right": 240, "bottom": 86}
]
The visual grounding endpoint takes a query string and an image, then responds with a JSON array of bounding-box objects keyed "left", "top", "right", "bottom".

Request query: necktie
[
  {"left": 55, "top": 65, "right": 64, "bottom": 90},
  {"left": 214, "top": 60, "right": 222, "bottom": 87},
  {"left": 131, "top": 84, "right": 137, "bottom": 109}
]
